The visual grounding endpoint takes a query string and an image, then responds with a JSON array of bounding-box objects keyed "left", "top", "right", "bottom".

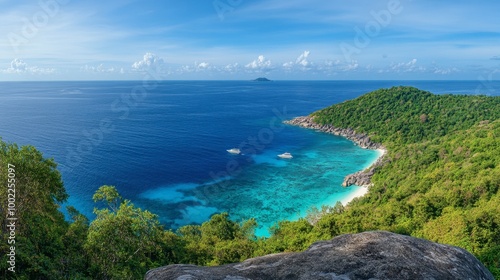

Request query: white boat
[
  {"left": 227, "top": 148, "right": 241, "bottom": 155},
  {"left": 277, "top": 152, "right": 293, "bottom": 159}
]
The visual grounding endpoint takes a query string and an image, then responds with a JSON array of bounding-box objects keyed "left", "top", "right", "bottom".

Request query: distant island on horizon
[{"left": 253, "top": 77, "right": 271, "bottom": 82}]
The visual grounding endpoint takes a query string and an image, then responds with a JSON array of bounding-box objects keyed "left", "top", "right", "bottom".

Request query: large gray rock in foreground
[{"left": 145, "top": 231, "right": 494, "bottom": 280}]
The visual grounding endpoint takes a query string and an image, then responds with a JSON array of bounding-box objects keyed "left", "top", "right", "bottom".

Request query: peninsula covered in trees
[{"left": 1, "top": 86, "right": 498, "bottom": 279}]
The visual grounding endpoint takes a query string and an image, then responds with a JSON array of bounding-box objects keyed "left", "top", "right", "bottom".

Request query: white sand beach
[
  {"left": 340, "top": 186, "right": 369, "bottom": 206},
  {"left": 340, "top": 147, "right": 387, "bottom": 206}
]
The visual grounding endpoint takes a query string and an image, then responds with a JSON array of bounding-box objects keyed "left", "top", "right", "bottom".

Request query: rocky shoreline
[
  {"left": 284, "top": 116, "right": 386, "bottom": 187},
  {"left": 341, "top": 151, "right": 385, "bottom": 187}
]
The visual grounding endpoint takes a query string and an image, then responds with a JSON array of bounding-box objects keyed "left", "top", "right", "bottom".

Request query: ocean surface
[{"left": 0, "top": 80, "right": 498, "bottom": 236}]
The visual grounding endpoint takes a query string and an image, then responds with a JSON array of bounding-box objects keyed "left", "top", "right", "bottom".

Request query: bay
[{"left": 0, "top": 80, "right": 497, "bottom": 236}]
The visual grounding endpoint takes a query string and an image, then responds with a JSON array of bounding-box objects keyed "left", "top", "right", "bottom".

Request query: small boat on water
[
  {"left": 227, "top": 148, "right": 241, "bottom": 155},
  {"left": 277, "top": 152, "right": 293, "bottom": 159}
]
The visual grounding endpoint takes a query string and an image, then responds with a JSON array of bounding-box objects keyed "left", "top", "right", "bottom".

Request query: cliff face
[{"left": 145, "top": 231, "right": 494, "bottom": 280}]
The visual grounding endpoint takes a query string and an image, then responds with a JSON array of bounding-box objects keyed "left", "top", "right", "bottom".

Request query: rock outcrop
[
  {"left": 145, "top": 231, "right": 494, "bottom": 280},
  {"left": 285, "top": 116, "right": 386, "bottom": 187},
  {"left": 341, "top": 169, "right": 375, "bottom": 187},
  {"left": 284, "top": 116, "right": 382, "bottom": 150},
  {"left": 341, "top": 153, "right": 386, "bottom": 187}
]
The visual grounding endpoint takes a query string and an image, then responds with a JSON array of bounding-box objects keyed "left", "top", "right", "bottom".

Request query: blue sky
[{"left": 0, "top": 0, "right": 499, "bottom": 80}]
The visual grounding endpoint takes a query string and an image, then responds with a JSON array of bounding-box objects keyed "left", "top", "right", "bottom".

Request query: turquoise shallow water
[{"left": 137, "top": 127, "right": 380, "bottom": 236}]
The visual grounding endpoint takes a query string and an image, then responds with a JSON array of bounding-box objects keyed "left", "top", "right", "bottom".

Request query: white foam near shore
[
  {"left": 340, "top": 186, "right": 369, "bottom": 206},
  {"left": 376, "top": 148, "right": 387, "bottom": 158}
]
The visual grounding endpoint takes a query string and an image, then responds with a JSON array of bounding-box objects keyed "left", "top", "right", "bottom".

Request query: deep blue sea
[{"left": 0, "top": 80, "right": 498, "bottom": 236}]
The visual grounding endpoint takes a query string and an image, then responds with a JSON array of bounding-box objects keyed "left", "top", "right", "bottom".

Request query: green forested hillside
[
  {"left": 1, "top": 86, "right": 498, "bottom": 279},
  {"left": 313, "top": 86, "right": 500, "bottom": 144},
  {"left": 307, "top": 86, "right": 500, "bottom": 277},
  {"left": 310, "top": 120, "right": 500, "bottom": 276}
]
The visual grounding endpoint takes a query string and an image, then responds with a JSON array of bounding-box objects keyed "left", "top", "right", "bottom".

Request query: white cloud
[
  {"left": 432, "top": 67, "right": 460, "bottom": 75},
  {"left": 282, "top": 61, "right": 293, "bottom": 69},
  {"left": 316, "top": 60, "right": 332, "bottom": 73},
  {"left": 178, "top": 65, "right": 192, "bottom": 73},
  {"left": 132, "top": 53, "right": 167, "bottom": 72},
  {"left": 372, "top": 60, "right": 461, "bottom": 75},
  {"left": 390, "top": 59, "right": 424, "bottom": 73},
  {"left": 197, "top": 62, "right": 210, "bottom": 70},
  {"left": 342, "top": 60, "right": 359, "bottom": 71},
  {"left": 245, "top": 55, "right": 273, "bottom": 71},
  {"left": 2, "top": 59, "right": 55, "bottom": 74},
  {"left": 319, "top": 59, "right": 358, "bottom": 72},
  {"left": 7, "top": 59, "right": 27, "bottom": 73},
  {"left": 223, "top": 63, "right": 241, "bottom": 73},
  {"left": 296, "top": 51, "right": 310, "bottom": 67},
  {"left": 178, "top": 62, "right": 216, "bottom": 74},
  {"left": 81, "top": 64, "right": 117, "bottom": 73},
  {"left": 283, "top": 51, "right": 312, "bottom": 71}
]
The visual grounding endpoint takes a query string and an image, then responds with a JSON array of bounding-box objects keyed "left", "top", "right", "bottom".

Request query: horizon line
[{"left": 1, "top": 79, "right": 499, "bottom": 83}]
